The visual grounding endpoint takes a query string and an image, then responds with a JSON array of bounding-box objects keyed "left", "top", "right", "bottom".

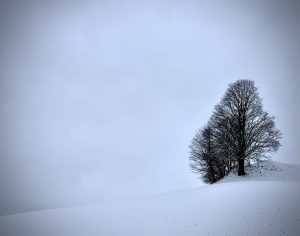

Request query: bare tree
[
  {"left": 212, "top": 80, "right": 281, "bottom": 175},
  {"left": 189, "top": 80, "right": 282, "bottom": 182},
  {"left": 189, "top": 124, "right": 221, "bottom": 184}
]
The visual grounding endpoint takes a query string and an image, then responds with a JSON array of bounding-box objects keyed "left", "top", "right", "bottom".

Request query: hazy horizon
[{"left": 1, "top": 0, "right": 300, "bottom": 215}]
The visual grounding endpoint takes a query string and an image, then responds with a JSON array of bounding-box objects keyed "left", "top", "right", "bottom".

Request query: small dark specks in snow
[
  {"left": 194, "top": 223, "right": 198, "bottom": 226},
  {"left": 280, "top": 230, "right": 286, "bottom": 234}
]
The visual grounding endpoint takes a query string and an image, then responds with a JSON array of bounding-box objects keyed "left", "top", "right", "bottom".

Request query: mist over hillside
[
  {"left": 1, "top": 160, "right": 299, "bottom": 236},
  {"left": 0, "top": 1, "right": 300, "bottom": 235}
]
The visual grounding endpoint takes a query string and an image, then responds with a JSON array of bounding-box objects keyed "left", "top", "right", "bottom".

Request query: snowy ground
[
  {"left": 1, "top": 160, "right": 299, "bottom": 236},
  {"left": 219, "top": 159, "right": 300, "bottom": 183}
]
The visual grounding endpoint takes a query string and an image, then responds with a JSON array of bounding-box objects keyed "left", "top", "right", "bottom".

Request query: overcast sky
[{"left": 0, "top": 0, "right": 299, "bottom": 215}]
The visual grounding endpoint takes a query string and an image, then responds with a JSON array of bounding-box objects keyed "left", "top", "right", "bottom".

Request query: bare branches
[{"left": 189, "top": 79, "right": 282, "bottom": 182}]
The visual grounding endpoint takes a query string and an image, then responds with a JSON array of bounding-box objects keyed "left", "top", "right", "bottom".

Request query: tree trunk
[{"left": 238, "top": 159, "right": 245, "bottom": 176}]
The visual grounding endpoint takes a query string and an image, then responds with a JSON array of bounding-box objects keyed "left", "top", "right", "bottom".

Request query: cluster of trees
[{"left": 189, "top": 80, "right": 281, "bottom": 184}]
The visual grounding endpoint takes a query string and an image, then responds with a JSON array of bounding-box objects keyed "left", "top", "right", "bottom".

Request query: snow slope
[
  {"left": 1, "top": 160, "right": 299, "bottom": 236},
  {"left": 219, "top": 159, "right": 300, "bottom": 183}
]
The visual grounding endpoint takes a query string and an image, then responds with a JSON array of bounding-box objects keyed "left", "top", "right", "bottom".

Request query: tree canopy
[{"left": 190, "top": 80, "right": 281, "bottom": 183}]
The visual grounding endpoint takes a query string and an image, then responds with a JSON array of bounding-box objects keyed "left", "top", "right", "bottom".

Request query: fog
[{"left": 0, "top": 0, "right": 299, "bottom": 215}]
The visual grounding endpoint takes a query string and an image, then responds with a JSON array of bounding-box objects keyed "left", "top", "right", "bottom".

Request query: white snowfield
[{"left": 1, "top": 160, "right": 299, "bottom": 236}]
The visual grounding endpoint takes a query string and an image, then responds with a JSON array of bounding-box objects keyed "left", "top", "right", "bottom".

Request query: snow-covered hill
[
  {"left": 1, "top": 160, "right": 299, "bottom": 236},
  {"left": 219, "top": 159, "right": 300, "bottom": 183}
]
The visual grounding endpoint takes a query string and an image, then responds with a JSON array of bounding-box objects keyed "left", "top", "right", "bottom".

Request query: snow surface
[
  {"left": 219, "top": 159, "right": 300, "bottom": 183},
  {"left": 1, "top": 160, "right": 299, "bottom": 236}
]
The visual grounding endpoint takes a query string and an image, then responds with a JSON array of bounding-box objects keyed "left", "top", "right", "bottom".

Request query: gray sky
[{"left": 0, "top": 0, "right": 300, "bottom": 215}]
